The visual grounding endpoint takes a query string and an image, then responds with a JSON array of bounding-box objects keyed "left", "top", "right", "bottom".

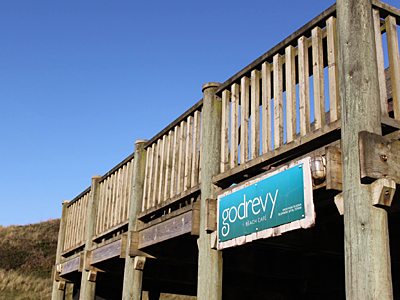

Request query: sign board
[{"left": 217, "top": 157, "right": 315, "bottom": 250}]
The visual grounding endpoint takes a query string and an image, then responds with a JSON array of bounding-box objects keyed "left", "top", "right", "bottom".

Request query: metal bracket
[{"left": 134, "top": 256, "right": 146, "bottom": 270}]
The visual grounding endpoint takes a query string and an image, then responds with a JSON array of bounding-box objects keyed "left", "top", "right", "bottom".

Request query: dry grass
[{"left": 0, "top": 268, "right": 51, "bottom": 300}]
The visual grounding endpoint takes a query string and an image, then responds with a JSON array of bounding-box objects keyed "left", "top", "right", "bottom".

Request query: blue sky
[{"left": 0, "top": 0, "right": 397, "bottom": 226}]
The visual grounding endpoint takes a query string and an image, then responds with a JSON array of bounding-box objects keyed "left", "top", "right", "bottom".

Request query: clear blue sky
[{"left": 0, "top": 0, "right": 396, "bottom": 226}]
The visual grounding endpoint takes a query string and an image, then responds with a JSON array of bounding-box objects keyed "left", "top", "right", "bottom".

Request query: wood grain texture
[
  {"left": 262, "top": 62, "right": 272, "bottom": 153},
  {"left": 251, "top": 70, "right": 260, "bottom": 159},
  {"left": 312, "top": 26, "right": 325, "bottom": 129},
  {"left": 184, "top": 115, "right": 193, "bottom": 191},
  {"left": 273, "top": 54, "right": 284, "bottom": 148},
  {"left": 285, "top": 45, "right": 296, "bottom": 143},
  {"left": 386, "top": 15, "right": 400, "bottom": 119},
  {"left": 298, "top": 36, "right": 311, "bottom": 136},
  {"left": 240, "top": 76, "right": 250, "bottom": 164},
  {"left": 325, "top": 146, "right": 343, "bottom": 191},
  {"left": 221, "top": 90, "right": 230, "bottom": 173},
  {"left": 326, "top": 16, "right": 340, "bottom": 122},
  {"left": 91, "top": 239, "right": 122, "bottom": 265},
  {"left": 230, "top": 83, "right": 240, "bottom": 168},
  {"left": 191, "top": 110, "right": 201, "bottom": 187}
]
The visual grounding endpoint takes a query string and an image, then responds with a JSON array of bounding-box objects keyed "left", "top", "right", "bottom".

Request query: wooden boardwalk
[{"left": 52, "top": 1, "right": 400, "bottom": 299}]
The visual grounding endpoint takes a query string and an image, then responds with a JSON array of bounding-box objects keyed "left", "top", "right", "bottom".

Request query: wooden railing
[
  {"left": 63, "top": 189, "right": 90, "bottom": 252},
  {"left": 95, "top": 155, "right": 134, "bottom": 236},
  {"left": 59, "top": 0, "right": 400, "bottom": 254},
  {"left": 141, "top": 101, "right": 203, "bottom": 213}
]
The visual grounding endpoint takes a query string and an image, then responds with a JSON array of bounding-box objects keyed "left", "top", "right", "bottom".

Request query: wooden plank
[
  {"left": 213, "top": 119, "right": 341, "bottom": 186},
  {"left": 359, "top": 131, "right": 400, "bottom": 183},
  {"left": 221, "top": 90, "right": 230, "bottom": 173},
  {"left": 128, "top": 231, "right": 156, "bottom": 258},
  {"left": 104, "top": 177, "right": 112, "bottom": 231},
  {"left": 164, "top": 130, "right": 174, "bottom": 200},
  {"left": 177, "top": 120, "right": 187, "bottom": 193},
  {"left": 138, "top": 210, "right": 193, "bottom": 249},
  {"left": 205, "top": 199, "right": 217, "bottom": 232},
  {"left": 157, "top": 135, "right": 167, "bottom": 202},
  {"left": 215, "top": 4, "right": 337, "bottom": 95},
  {"left": 191, "top": 201, "right": 200, "bottom": 236},
  {"left": 326, "top": 16, "right": 340, "bottom": 122},
  {"left": 138, "top": 184, "right": 200, "bottom": 220},
  {"left": 91, "top": 239, "right": 122, "bottom": 265},
  {"left": 298, "top": 36, "right": 311, "bottom": 136},
  {"left": 115, "top": 167, "right": 122, "bottom": 225},
  {"left": 273, "top": 54, "right": 284, "bottom": 148},
  {"left": 199, "top": 106, "right": 203, "bottom": 183},
  {"left": 96, "top": 182, "right": 104, "bottom": 235},
  {"left": 148, "top": 144, "right": 156, "bottom": 209},
  {"left": 191, "top": 110, "right": 201, "bottom": 186},
  {"left": 325, "top": 146, "right": 343, "bottom": 191},
  {"left": 312, "top": 26, "right": 325, "bottom": 129},
  {"left": 285, "top": 45, "right": 296, "bottom": 143},
  {"left": 262, "top": 62, "right": 272, "bottom": 153},
  {"left": 230, "top": 83, "right": 240, "bottom": 168},
  {"left": 92, "top": 220, "right": 129, "bottom": 242},
  {"left": 142, "top": 146, "right": 151, "bottom": 211},
  {"left": 61, "top": 256, "right": 80, "bottom": 276},
  {"left": 170, "top": 126, "right": 180, "bottom": 198},
  {"left": 372, "top": 0, "right": 400, "bottom": 24},
  {"left": 386, "top": 15, "right": 400, "bottom": 119},
  {"left": 152, "top": 139, "right": 161, "bottom": 206},
  {"left": 373, "top": 10, "right": 389, "bottom": 116},
  {"left": 240, "top": 76, "right": 250, "bottom": 164},
  {"left": 108, "top": 173, "right": 115, "bottom": 229},
  {"left": 251, "top": 70, "right": 260, "bottom": 159},
  {"left": 184, "top": 115, "right": 193, "bottom": 190}
]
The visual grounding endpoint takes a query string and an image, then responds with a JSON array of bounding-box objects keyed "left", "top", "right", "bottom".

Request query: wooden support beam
[
  {"left": 91, "top": 238, "right": 123, "bottom": 265},
  {"left": 337, "top": 0, "right": 393, "bottom": 298},
  {"left": 52, "top": 200, "right": 70, "bottom": 300},
  {"left": 122, "top": 139, "right": 148, "bottom": 300},
  {"left": 359, "top": 131, "right": 400, "bottom": 183},
  {"left": 205, "top": 199, "right": 217, "bottom": 232},
  {"left": 61, "top": 255, "right": 81, "bottom": 276},
  {"left": 198, "top": 82, "right": 223, "bottom": 300},
  {"left": 325, "top": 146, "right": 342, "bottom": 191},
  {"left": 128, "top": 231, "right": 156, "bottom": 259},
  {"left": 80, "top": 175, "right": 102, "bottom": 299}
]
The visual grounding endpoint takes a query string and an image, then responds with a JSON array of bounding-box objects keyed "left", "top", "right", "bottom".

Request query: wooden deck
[{"left": 52, "top": 1, "right": 400, "bottom": 299}]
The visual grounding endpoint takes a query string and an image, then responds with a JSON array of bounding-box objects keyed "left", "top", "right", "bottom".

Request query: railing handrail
[{"left": 144, "top": 99, "right": 203, "bottom": 149}]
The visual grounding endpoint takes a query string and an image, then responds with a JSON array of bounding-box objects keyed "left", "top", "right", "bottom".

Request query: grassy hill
[
  {"left": 0, "top": 220, "right": 195, "bottom": 300},
  {"left": 0, "top": 219, "right": 60, "bottom": 300}
]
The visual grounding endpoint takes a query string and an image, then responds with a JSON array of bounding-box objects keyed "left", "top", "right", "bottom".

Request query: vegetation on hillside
[{"left": 0, "top": 219, "right": 60, "bottom": 299}]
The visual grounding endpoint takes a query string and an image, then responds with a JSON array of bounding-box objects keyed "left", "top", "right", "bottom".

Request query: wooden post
[
  {"left": 197, "top": 82, "right": 223, "bottom": 300},
  {"left": 336, "top": 0, "right": 393, "bottom": 299},
  {"left": 51, "top": 200, "right": 70, "bottom": 300},
  {"left": 79, "top": 175, "right": 102, "bottom": 300},
  {"left": 122, "top": 139, "right": 148, "bottom": 300}
]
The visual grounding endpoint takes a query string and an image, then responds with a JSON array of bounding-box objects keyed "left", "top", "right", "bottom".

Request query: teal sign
[{"left": 218, "top": 164, "right": 306, "bottom": 242}]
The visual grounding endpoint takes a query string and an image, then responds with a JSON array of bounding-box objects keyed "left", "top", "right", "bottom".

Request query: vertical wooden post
[
  {"left": 122, "top": 139, "right": 148, "bottom": 300},
  {"left": 51, "top": 200, "right": 70, "bottom": 300},
  {"left": 79, "top": 175, "right": 102, "bottom": 300},
  {"left": 197, "top": 82, "right": 223, "bottom": 300},
  {"left": 337, "top": 0, "right": 393, "bottom": 299}
]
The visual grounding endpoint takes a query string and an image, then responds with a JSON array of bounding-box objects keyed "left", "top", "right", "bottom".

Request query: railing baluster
[
  {"left": 251, "top": 70, "right": 260, "bottom": 159},
  {"left": 240, "top": 77, "right": 250, "bottom": 164},
  {"left": 298, "top": 35, "right": 311, "bottom": 136},
  {"left": 312, "top": 26, "right": 325, "bottom": 129},
  {"left": 230, "top": 83, "right": 240, "bottom": 168},
  {"left": 386, "top": 15, "right": 400, "bottom": 119},
  {"left": 273, "top": 54, "right": 284, "bottom": 148},
  {"left": 262, "top": 62, "right": 272, "bottom": 153}
]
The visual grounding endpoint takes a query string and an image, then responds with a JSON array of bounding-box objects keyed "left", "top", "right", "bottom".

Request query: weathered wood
[
  {"left": 262, "top": 62, "right": 272, "bottom": 153},
  {"left": 273, "top": 54, "right": 284, "bottom": 148},
  {"left": 230, "top": 83, "right": 240, "bottom": 168},
  {"left": 80, "top": 175, "right": 101, "bottom": 299},
  {"left": 170, "top": 125, "right": 180, "bottom": 198},
  {"left": 92, "top": 220, "right": 128, "bottom": 243},
  {"left": 158, "top": 135, "right": 167, "bottom": 202},
  {"left": 138, "top": 184, "right": 200, "bottom": 220},
  {"left": 373, "top": 9, "right": 389, "bottom": 116},
  {"left": 91, "top": 238, "right": 122, "bottom": 265},
  {"left": 138, "top": 210, "right": 193, "bottom": 249},
  {"left": 61, "top": 256, "right": 80, "bottom": 276},
  {"left": 213, "top": 120, "right": 341, "bottom": 186},
  {"left": 191, "top": 201, "right": 201, "bottom": 236},
  {"left": 326, "top": 16, "right": 340, "bottom": 122},
  {"left": 285, "top": 45, "right": 296, "bottom": 143},
  {"left": 205, "top": 199, "right": 217, "bottom": 232},
  {"left": 221, "top": 90, "right": 230, "bottom": 173},
  {"left": 359, "top": 131, "right": 400, "bottom": 183},
  {"left": 251, "top": 70, "right": 260, "bottom": 159},
  {"left": 164, "top": 130, "right": 174, "bottom": 200},
  {"left": 325, "top": 146, "right": 342, "bottom": 191},
  {"left": 122, "top": 139, "right": 148, "bottom": 300},
  {"left": 312, "top": 26, "right": 325, "bottom": 129},
  {"left": 198, "top": 82, "right": 223, "bottom": 300},
  {"left": 215, "top": 4, "right": 337, "bottom": 95},
  {"left": 52, "top": 201, "right": 70, "bottom": 300},
  {"left": 152, "top": 139, "right": 161, "bottom": 206},
  {"left": 240, "top": 76, "right": 250, "bottom": 164},
  {"left": 337, "top": 0, "right": 393, "bottom": 297},
  {"left": 128, "top": 231, "right": 156, "bottom": 258},
  {"left": 298, "top": 36, "right": 310, "bottom": 136},
  {"left": 177, "top": 120, "right": 187, "bottom": 194},
  {"left": 370, "top": 178, "right": 396, "bottom": 207},
  {"left": 184, "top": 115, "right": 194, "bottom": 190},
  {"left": 386, "top": 15, "right": 400, "bottom": 120},
  {"left": 191, "top": 110, "right": 201, "bottom": 187}
]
